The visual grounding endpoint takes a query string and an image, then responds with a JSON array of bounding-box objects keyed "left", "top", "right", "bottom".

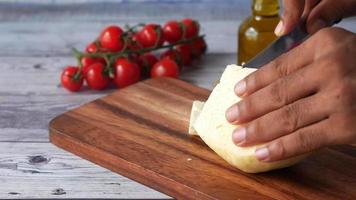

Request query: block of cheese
[
  {"left": 194, "top": 64, "right": 305, "bottom": 173},
  {"left": 188, "top": 101, "right": 205, "bottom": 135}
]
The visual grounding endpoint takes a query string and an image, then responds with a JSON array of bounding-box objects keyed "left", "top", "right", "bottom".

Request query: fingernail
[
  {"left": 274, "top": 20, "right": 284, "bottom": 36},
  {"left": 255, "top": 147, "right": 270, "bottom": 161},
  {"left": 232, "top": 127, "right": 246, "bottom": 145},
  {"left": 309, "top": 19, "right": 327, "bottom": 33},
  {"left": 234, "top": 80, "right": 246, "bottom": 96},
  {"left": 226, "top": 105, "right": 239, "bottom": 123}
]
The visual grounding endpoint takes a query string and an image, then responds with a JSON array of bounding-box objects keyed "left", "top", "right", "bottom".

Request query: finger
[
  {"left": 302, "top": 0, "right": 321, "bottom": 17},
  {"left": 234, "top": 38, "right": 316, "bottom": 97},
  {"left": 232, "top": 93, "right": 330, "bottom": 146},
  {"left": 228, "top": 62, "right": 319, "bottom": 123},
  {"left": 255, "top": 119, "right": 331, "bottom": 162},
  {"left": 276, "top": 0, "right": 305, "bottom": 36},
  {"left": 306, "top": 0, "right": 356, "bottom": 33},
  {"left": 307, "top": 0, "right": 341, "bottom": 33}
]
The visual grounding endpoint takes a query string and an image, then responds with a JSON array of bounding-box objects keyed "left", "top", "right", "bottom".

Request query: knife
[{"left": 243, "top": 22, "right": 309, "bottom": 69}]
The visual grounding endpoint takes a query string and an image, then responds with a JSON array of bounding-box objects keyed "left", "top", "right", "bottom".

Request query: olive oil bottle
[{"left": 238, "top": 0, "right": 280, "bottom": 65}]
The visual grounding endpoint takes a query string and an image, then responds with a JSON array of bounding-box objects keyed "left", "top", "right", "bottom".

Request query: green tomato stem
[{"left": 73, "top": 35, "right": 205, "bottom": 59}]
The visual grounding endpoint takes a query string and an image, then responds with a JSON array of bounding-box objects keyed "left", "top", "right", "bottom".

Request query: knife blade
[{"left": 243, "top": 22, "right": 309, "bottom": 69}]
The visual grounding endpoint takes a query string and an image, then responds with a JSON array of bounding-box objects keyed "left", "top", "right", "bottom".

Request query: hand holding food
[
  {"left": 190, "top": 65, "right": 306, "bottom": 173},
  {"left": 226, "top": 27, "right": 356, "bottom": 162}
]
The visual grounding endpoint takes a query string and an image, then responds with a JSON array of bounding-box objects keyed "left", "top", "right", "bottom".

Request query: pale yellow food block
[
  {"left": 188, "top": 101, "right": 205, "bottom": 135},
  {"left": 194, "top": 64, "right": 305, "bottom": 173}
]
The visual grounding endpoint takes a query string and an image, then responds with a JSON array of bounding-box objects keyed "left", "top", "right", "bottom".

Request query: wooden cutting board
[{"left": 49, "top": 77, "right": 356, "bottom": 200}]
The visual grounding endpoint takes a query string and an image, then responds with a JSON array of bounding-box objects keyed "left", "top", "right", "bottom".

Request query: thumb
[{"left": 276, "top": 0, "right": 305, "bottom": 36}]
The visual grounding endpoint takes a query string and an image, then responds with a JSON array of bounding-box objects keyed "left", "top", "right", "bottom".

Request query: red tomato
[
  {"left": 163, "top": 20, "right": 183, "bottom": 43},
  {"left": 128, "top": 33, "right": 143, "bottom": 51},
  {"left": 99, "top": 26, "right": 125, "bottom": 52},
  {"left": 137, "top": 24, "right": 164, "bottom": 48},
  {"left": 176, "top": 44, "right": 192, "bottom": 66},
  {"left": 114, "top": 58, "right": 141, "bottom": 88},
  {"left": 61, "top": 66, "right": 84, "bottom": 92},
  {"left": 138, "top": 53, "right": 158, "bottom": 78},
  {"left": 139, "top": 53, "right": 158, "bottom": 68},
  {"left": 128, "top": 53, "right": 140, "bottom": 63},
  {"left": 160, "top": 49, "right": 179, "bottom": 62},
  {"left": 181, "top": 18, "right": 199, "bottom": 39},
  {"left": 85, "top": 63, "right": 110, "bottom": 90},
  {"left": 81, "top": 57, "right": 106, "bottom": 76},
  {"left": 85, "top": 42, "right": 99, "bottom": 53},
  {"left": 151, "top": 59, "right": 179, "bottom": 78},
  {"left": 191, "top": 37, "right": 207, "bottom": 57}
]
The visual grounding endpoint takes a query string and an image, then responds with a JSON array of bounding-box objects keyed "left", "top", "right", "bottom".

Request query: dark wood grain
[{"left": 49, "top": 77, "right": 356, "bottom": 200}]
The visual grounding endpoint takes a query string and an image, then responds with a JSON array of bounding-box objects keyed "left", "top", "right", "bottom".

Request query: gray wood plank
[
  {"left": 0, "top": 54, "right": 234, "bottom": 143},
  {"left": 0, "top": 0, "right": 250, "bottom": 22},
  {"left": 0, "top": 1, "right": 354, "bottom": 57},
  {"left": 0, "top": 53, "right": 233, "bottom": 199},
  {"left": 0, "top": 21, "right": 240, "bottom": 57},
  {"left": 0, "top": 0, "right": 247, "bottom": 57},
  {"left": 0, "top": 20, "right": 354, "bottom": 57},
  {"left": 0, "top": 142, "right": 169, "bottom": 199}
]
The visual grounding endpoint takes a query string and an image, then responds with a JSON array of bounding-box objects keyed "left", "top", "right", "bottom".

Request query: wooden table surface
[{"left": 1, "top": 1, "right": 355, "bottom": 199}]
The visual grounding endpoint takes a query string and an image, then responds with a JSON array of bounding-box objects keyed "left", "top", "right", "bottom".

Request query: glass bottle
[{"left": 238, "top": 0, "right": 280, "bottom": 65}]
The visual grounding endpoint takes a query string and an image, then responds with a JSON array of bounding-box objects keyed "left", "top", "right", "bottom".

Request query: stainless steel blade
[{"left": 243, "top": 23, "right": 309, "bottom": 69}]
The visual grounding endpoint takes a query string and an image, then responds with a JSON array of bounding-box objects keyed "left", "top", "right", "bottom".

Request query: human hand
[
  {"left": 226, "top": 27, "right": 356, "bottom": 162},
  {"left": 275, "top": 0, "right": 356, "bottom": 36}
]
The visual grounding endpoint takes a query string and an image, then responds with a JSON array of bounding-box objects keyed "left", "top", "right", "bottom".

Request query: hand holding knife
[
  {"left": 243, "top": 15, "right": 343, "bottom": 69},
  {"left": 243, "top": 20, "right": 309, "bottom": 69},
  {"left": 227, "top": 2, "right": 356, "bottom": 162}
]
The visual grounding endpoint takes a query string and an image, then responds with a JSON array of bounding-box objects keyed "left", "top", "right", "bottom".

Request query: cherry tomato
[
  {"left": 139, "top": 53, "right": 158, "bottom": 67},
  {"left": 160, "top": 49, "right": 185, "bottom": 70},
  {"left": 114, "top": 58, "right": 141, "bottom": 88},
  {"left": 128, "top": 53, "right": 140, "bottom": 64},
  {"left": 137, "top": 24, "right": 164, "bottom": 48},
  {"left": 99, "top": 26, "right": 125, "bottom": 52},
  {"left": 151, "top": 59, "right": 179, "bottom": 78},
  {"left": 61, "top": 66, "right": 84, "bottom": 92},
  {"left": 86, "top": 42, "right": 99, "bottom": 53},
  {"left": 181, "top": 18, "right": 199, "bottom": 39},
  {"left": 160, "top": 49, "right": 179, "bottom": 62},
  {"left": 176, "top": 44, "right": 192, "bottom": 66},
  {"left": 128, "top": 33, "right": 143, "bottom": 51},
  {"left": 85, "top": 63, "right": 110, "bottom": 90},
  {"left": 81, "top": 57, "right": 106, "bottom": 76},
  {"left": 138, "top": 53, "right": 158, "bottom": 78},
  {"left": 190, "top": 37, "right": 207, "bottom": 57},
  {"left": 163, "top": 20, "right": 183, "bottom": 43}
]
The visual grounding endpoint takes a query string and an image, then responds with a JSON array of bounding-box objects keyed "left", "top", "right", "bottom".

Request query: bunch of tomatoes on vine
[{"left": 61, "top": 18, "right": 207, "bottom": 92}]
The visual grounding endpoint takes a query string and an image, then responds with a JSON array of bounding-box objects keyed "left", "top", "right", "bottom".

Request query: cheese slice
[
  {"left": 188, "top": 101, "right": 205, "bottom": 135},
  {"left": 194, "top": 65, "right": 305, "bottom": 173}
]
